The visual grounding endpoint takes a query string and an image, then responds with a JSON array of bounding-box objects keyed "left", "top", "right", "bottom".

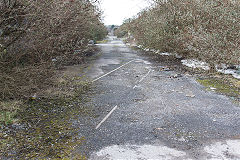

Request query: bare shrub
[
  {"left": 0, "top": 0, "right": 107, "bottom": 101},
  {"left": 121, "top": 0, "right": 240, "bottom": 67}
]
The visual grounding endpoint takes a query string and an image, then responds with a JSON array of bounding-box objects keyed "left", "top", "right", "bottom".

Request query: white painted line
[
  {"left": 139, "top": 69, "right": 151, "bottom": 83},
  {"left": 133, "top": 69, "right": 151, "bottom": 89},
  {"left": 133, "top": 85, "right": 138, "bottom": 89},
  {"left": 92, "top": 60, "right": 135, "bottom": 82},
  {"left": 96, "top": 105, "right": 118, "bottom": 129}
]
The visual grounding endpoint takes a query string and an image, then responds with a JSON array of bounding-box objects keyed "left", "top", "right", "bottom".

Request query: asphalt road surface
[{"left": 76, "top": 36, "right": 240, "bottom": 160}]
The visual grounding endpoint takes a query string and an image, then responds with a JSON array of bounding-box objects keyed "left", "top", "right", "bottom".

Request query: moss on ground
[
  {"left": 96, "top": 40, "right": 108, "bottom": 44},
  {"left": 0, "top": 72, "right": 95, "bottom": 159},
  {"left": 197, "top": 78, "right": 240, "bottom": 98}
]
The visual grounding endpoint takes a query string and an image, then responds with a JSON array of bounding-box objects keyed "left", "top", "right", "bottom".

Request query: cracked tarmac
[{"left": 75, "top": 36, "right": 240, "bottom": 160}]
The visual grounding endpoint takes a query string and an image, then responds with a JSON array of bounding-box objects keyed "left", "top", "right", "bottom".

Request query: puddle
[
  {"left": 96, "top": 37, "right": 126, "bottom": 47},
  {"left": 95, "top": 59, "right": 121, "bottom": 67},
  {"left": 96, "top": 43, "right": 125, "bottom": 47},
  {"left": 88, "top": 58, "right": 121, "bottom": 79},
  {"left": 135, "top": 59, "right": 152, "bottom": 65}
]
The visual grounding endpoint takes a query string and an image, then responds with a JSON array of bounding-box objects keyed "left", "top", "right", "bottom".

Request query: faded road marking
[
  {"left": 133, "top": 69, "right": 152, "bottom": 89},
  {"left": 96, "top": 105, "right": 118, "bottom": 129},
  {"left": 92, "top": 60, "right": 135, "bottom": 82},
  {"left": 139, "top": 69, "right": 151, "bottom": 83},
  {"left": 133, "top": 85, "right": 138, "bottom": 89}
]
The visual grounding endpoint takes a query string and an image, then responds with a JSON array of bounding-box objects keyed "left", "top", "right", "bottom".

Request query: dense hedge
[
  {"left": 0, "top": 0, "right": 107, "bottom": 100},
  {"left": 117, "top": 0, "right": 240, "bottom": 67}
]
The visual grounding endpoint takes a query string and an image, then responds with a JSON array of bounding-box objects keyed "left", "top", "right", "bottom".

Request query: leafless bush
[
  {"left": 120, "top": 0, "right": 240, "bottom": 68},
  {"left": 0, "top": 0, "right": 107, "bottom": 101}
]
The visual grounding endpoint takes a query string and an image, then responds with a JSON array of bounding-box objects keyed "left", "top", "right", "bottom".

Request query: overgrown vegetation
[
  {"left": 114, "top": 20, "right": 129, "bottom": 38},
  {"left": 0, "top": 0, "right": 107, "bottom": 125},
  {"left": 0, "top": 1, "right": 107, "bottom": 157},
  {"left": 0, "top": 0, "right": 107, "bottom": 101},
  {"left": 0, "top": 65, "right": 96, "bottom": 159},
  {"left": 116, "top": 0, "right": 240, "bottom": 68}
]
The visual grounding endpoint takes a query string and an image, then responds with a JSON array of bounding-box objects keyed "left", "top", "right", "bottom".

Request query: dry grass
[{"left": 0, "top": 63, "right": 53, "bottom": 100}]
